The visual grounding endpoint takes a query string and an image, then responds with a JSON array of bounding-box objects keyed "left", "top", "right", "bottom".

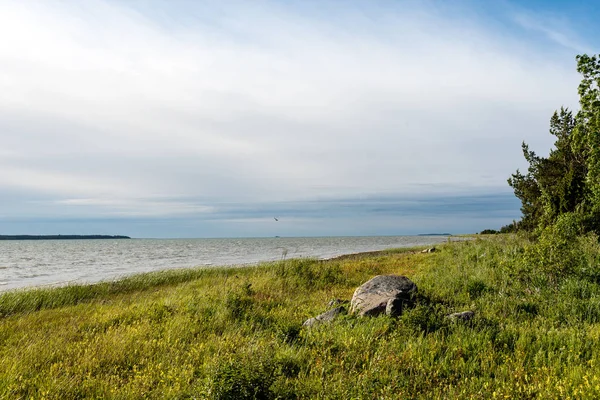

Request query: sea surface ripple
[{"left": 0, "top": 236, "right": 451, "bottom": 291}]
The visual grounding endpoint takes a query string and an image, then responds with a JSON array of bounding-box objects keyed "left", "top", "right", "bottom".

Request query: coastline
[
  {"left": 0, "top": 246, "right": 423, "bottom": 298},
  {"left": 3, "top": 235, "right": 600, "bottom": 398},
  {"left": 0, "top": 235, "right": 452, "bottom": 293}
]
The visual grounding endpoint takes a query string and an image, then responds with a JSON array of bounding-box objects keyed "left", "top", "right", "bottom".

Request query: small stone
[
  {"left": 447, "top": 310, "right": 475, "bottom": 321},
  {"left": 326, "top": 299, "right": 348, "bottom": 308},
  {"left": 303, "top": 306, "right": 346, "bottom": 327}
]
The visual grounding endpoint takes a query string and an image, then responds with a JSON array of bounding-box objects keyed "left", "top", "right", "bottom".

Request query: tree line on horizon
[{"left": 484, "top": 54, "right": 600, "bottom": 236}]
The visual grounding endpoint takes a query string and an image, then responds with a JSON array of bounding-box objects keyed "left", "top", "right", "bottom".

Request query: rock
[
  {"left": 447, "top": 310, "right": 475, "bottom": 321},
  {"left": 326, "top": 298, "right": 348, "bottom": 308},
  {"left": 421, "top": 247, "right": 436, "bottom": 253},
  {"left": 385, "top": 298, "right": 404, "bottom": 317},
  {"left": 350, "top": 275, "right": 417, "bottom": 317},
  {"left": 303, "top": 306, "right": 346, "bottom": 327}
]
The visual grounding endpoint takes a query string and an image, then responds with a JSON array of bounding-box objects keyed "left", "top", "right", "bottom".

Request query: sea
[{"left": 0, "top": 235, "right": 451, "bottom": 292}]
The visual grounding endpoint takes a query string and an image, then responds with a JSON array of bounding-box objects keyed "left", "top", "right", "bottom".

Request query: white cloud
[
  {"left": 0, "top": 165, "right": 137, "bottom": 197},
  {"left": 0, "top": 0, "right": 585, "bottom": 224},
  {"left": 54, "top": 198, "right": 215, "bottom": 217},
  {"left": 512, "top": 12, "right": 593, "bottom": 54}
]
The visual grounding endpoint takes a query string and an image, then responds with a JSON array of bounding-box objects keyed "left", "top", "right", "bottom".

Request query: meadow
[{"left": 2, "top": 231, "right": 600, "bottom": 399}]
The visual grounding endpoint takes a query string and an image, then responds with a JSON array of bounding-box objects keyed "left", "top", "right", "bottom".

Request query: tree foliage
[{"left": 509, "top": 54, "right": 600, "bottom": 234}]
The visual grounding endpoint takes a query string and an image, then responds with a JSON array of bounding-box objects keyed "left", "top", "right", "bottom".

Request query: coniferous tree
[
  {"left": 573, "top": 54, "right": 600, "bottom": 229},
  {"left": 509, "top": 54, "right": 600, "bottom": 234}
]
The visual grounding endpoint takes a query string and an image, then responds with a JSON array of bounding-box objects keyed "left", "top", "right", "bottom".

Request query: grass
[{"left": 2, "top": 235, "right": 600, "bottom": 399}]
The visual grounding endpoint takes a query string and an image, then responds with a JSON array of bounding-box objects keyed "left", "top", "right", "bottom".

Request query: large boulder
[{"left": 351, "top": 275, "right": 417, "bottom": 317}]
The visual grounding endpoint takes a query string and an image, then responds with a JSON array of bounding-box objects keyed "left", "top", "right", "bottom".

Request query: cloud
[
  {"left": 0, "top": 192, "right": 521, "bottom": 237},
  {"left": 54, "top": 198, "right": 215, "bottom": 217},
  {"left": 512, "top": 12, "right": 593, "bottom": 54},
  {"left": 0, "top": 0, "right": 588, "bottom": 235}
]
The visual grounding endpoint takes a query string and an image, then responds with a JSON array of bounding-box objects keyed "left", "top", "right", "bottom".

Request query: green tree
[
  {"left": 509, "top": 54, "right": 600, "bottom": 234},
  {"left": 507, "top": 142, "right": 543, "bottom": 231},
  {"left": 573, "top": 54, "right": 600, "bottom": 225}
]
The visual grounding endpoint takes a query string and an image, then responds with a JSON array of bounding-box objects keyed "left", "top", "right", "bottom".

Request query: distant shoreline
[{"left": 0, "top": 235, "right": 131, "bottom": 240}]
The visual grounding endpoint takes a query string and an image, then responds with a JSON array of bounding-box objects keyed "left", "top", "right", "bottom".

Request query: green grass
[{"left": 2, "top": 236, "right": 600, "bottom": 399}]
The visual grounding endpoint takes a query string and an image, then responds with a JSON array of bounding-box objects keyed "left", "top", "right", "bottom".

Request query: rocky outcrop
[
  {"left": 350, "top": 275, "right": 417, "bottom": 317},
  {"left": 303, "top": 306, "right": 346, "bottom": 327}
]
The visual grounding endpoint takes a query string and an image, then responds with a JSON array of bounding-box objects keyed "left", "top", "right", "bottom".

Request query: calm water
[{"left": 0, "top": 236, "right": 450, "bottom": 292}]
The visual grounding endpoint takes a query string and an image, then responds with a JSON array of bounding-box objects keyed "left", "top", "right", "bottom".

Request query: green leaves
[
  {"left": 509, "top": 54, "right": 600, "bottom": 235},
  {"left": 575, "top": 55, "right": 600, "bottom": 212}
]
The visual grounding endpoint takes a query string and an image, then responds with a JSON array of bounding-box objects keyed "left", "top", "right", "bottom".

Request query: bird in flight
[{"left": 274, "top": 217, "right": 279, "bottom": 221}]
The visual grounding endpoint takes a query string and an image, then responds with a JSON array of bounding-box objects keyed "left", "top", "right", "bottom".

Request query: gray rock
[
  {"left": 351, "top": 275, "right": 417, "bottom": 317},
  {"left": 447, "top": 310, "right": 475, "bottom": 321},
  {"left": 326, "top": 298, "right": 348, "bottom": 308},
  {"left": 303, "top": 306, "right": 346, "bottom": 327},
  {"left": 385, "top": 298, "right": 404, "bottom": 317}
]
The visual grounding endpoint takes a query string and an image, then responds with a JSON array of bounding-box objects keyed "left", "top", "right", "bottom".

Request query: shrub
[
  {"left": 522, "top": 212, "right": 584, "bottom": 280},
  {"left": 401, "top": 304, "right": 448, "bottom": 334},
  {"left": 466, "top": 279, "right": 488, "bottom": 299},
  {"left": 207, "top": 354, "right": 277, "bottom": 400},
  {"left": 275, "top": 259, "right": 345, "bottom": 289},
  {"left": 480, "top": 229, "right": 498, "bottom": 235},
  {"left": 515, "top": 302, "right": 539, "bottom": 317},
  {"left": 576, "top": 232, "right": 600, "bottom": 282},
  {"left": 225, "top": 282, "right": 254, "bottom": 320},
  {"left": 273, "top": 321, "right": 301, "bottom": 344}
]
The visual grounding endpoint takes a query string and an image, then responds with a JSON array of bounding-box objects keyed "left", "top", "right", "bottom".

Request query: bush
[
  {"left": 515, "top": 302, "right": 538, "bottom": 317},
  {"left": 205, "top": 348, "right": 305, "bottom": 400},
  {"left": 500, "top": 221, "right": 518, "bottom": 233},
  {"left": 401, "top": 304, "right": 448, "bottom": 334},
  {"left": 480, "top": 229, "right": 498, "bottom": 235},
  {"left": 522, "top": 213, "right": 585, "bottom": 280},
  {"left": 576, "top": 232, "right": 600, "bottom": 282},
  {"left": 225, "top": 282, "right": 254, "bottom": 320},
  {"left": 275, "top": 259, "right": 345, "bottom": 289},
  {"left": 466, "top": 279, "right": 488, "bottom": 299},
  {"left": 207, "top": 354, "right": 277, "bottom": 400},
  {"left": 273, "top": 321, "right": 301, "bottom": 344}
]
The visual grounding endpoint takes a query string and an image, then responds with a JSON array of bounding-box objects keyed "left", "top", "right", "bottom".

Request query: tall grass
[
  {"left": 0, "top": 267, "right": 225, "bottom": 318},
  {"left": 2, "top": 237, "right": 600, "bottom": 398}
]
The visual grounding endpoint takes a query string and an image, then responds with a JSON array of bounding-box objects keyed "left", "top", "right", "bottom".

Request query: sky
[{"left": 0, "top": 0, "right": 599, "bottom": 238}]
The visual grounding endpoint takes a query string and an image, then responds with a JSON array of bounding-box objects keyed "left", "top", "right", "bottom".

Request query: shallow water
[{"left": 0, "top": 236, "right": 450, "bottom": 291}]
